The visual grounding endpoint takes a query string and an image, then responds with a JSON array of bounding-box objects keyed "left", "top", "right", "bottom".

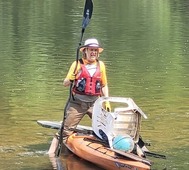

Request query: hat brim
[{"left": 80, "top": 45, "right": 104, "bottom": 53}]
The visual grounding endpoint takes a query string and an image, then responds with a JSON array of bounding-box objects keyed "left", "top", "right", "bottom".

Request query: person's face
[{"left": 85, "top": 47, "right": 99, "bottom": 63}]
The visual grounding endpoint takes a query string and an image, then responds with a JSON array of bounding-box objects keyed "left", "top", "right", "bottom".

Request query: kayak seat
[
  {"left": 113, "top": 107, "right": 141, "bottom": 143},
  {"left": 92, "top": 97, "right": 147, "bottom": 149}
]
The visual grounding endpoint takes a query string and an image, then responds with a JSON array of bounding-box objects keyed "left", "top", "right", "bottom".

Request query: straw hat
[{"left": 80, "top": 38, "right": 104, "bottom": 53}]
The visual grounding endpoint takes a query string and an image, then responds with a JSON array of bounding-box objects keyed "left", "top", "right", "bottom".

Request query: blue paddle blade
[{"left": 82, "top": 0, "right": 93, "bottom": 29}]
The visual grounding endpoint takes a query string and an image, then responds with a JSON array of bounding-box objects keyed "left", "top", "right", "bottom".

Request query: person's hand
[
  {"left": 105, "top": 101, "right": 111, "bottom": 112},
  {"left": 69, "top": 73, "right": 76, "bottom": 81}
]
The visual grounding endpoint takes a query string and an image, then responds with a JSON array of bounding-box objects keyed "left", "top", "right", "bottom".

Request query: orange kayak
[{"left": 65, "top": 133, "right": 151, "bottom": 170}]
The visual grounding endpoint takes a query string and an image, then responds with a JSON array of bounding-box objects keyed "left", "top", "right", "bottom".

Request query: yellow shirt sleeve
[
  {"left": 99, "top": 61, "right": 108, "bottom": 87},
  {"left": 65, "top": 61, "right": 81, "bottom": 79}
]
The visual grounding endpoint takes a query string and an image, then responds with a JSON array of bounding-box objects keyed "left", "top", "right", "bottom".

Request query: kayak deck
[{"left": 65, "top": 133, "right": 151, "bottom": 170}]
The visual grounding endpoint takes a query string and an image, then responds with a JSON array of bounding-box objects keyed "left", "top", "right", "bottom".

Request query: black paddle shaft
[
  {"left": 56, "top": 0, "right": 93, "bottom": 157},
  {"left": 80, "top": 0, "right": 93, "bottom": 45}
]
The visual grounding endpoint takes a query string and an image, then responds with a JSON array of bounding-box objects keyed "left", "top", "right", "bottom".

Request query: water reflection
[
  {"left": 62, "top": 154, "right": 104, "bottom": 170},
  {"left": 49, "top": 156, "right": 64, "bottom": 170},
  {"left": 49, "top": 151, "right": 104, "bottom": 170},
  {"left": 0, "top": 0, "right": 189, "bottom": 169}
]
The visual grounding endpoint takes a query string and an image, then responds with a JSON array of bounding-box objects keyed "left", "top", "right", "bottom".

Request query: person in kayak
[
  {"left": 48, "top": 38, "right": 111, "bottom": 154},
  {"left": 63, "top": 38, "right": 111, "bottom": 126}
]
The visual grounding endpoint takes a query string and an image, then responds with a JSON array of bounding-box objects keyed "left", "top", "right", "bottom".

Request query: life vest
[{"left": 73, "top": 59, "right": 102, "bottom": 96}]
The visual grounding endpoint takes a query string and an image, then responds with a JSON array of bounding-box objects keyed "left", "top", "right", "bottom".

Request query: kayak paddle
[{"left": 56, "top": 0, "right": 93, "bottom": 157}]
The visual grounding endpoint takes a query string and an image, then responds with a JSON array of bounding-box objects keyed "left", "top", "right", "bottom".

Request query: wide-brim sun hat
[{"left": 80, "top": 38, "right": 104, "bottom": 53}]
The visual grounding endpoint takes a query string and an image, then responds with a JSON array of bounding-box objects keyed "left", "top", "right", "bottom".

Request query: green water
[{"left": 0, "top": 0, "right": 188, "bottom": 169}]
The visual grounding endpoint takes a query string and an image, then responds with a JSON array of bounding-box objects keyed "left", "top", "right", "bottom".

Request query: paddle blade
[{"left": 82, "top": 0, "right": 93, "bottom": 29}]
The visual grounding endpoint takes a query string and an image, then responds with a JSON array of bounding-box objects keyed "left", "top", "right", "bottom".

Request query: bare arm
[
  {"left": 102, "top": 85, "right": 111, "bottom": 111},
  {"left": 101, "top": 85, "right": 109, "bottom": 97}
]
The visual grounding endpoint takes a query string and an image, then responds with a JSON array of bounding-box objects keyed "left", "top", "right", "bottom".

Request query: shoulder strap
[{"left": 79, "top": 58, "right": 84, "bottom": 64}]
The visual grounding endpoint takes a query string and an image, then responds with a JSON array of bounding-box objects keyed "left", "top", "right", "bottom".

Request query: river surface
[{"left": 0, "top": 0, "right": 188, "bottom": 170}]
